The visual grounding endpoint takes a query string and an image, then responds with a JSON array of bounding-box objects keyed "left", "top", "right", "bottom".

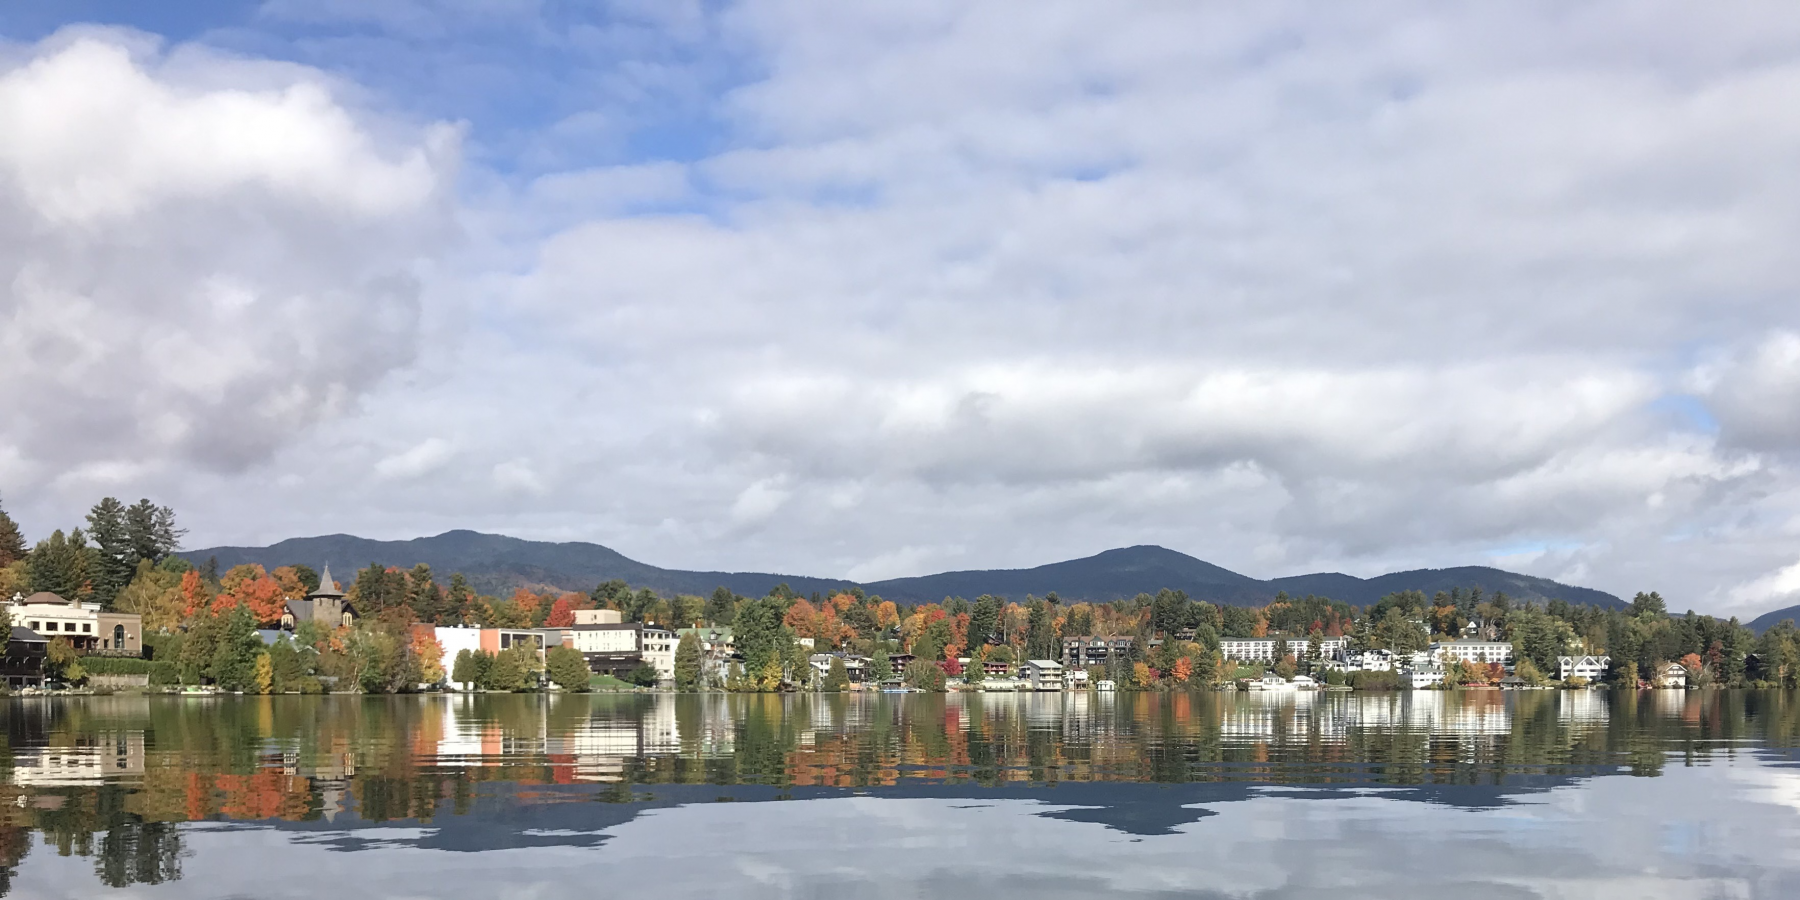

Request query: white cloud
[
  {"left": 374, "top": 438, "right": 455, "bottom": 480},
  {"left": 1729, "top": 558, "right": 1800, "bottom": 609},
  {"left": 730, "top": 477, "right": 790, "bottom": 525},
  {"left": 12, "top": 4, "right": 1800, "bottom": 617},
  {"left": 0, "top": 30, "right": 457, "bottom": 508}
]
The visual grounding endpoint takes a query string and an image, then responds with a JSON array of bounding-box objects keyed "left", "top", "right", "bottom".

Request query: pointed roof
[{"left": 308, "top": 565, "right": 344, "bottom": 600}]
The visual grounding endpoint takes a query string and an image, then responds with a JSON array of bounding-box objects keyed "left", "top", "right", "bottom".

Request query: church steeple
[{"left": 309, "top": 565, "right": 344, "bottom": 599}]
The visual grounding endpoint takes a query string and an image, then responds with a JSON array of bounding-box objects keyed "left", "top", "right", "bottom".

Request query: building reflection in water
[{"left": 2, "top": 689, "right": 1800, "bottom": 896}]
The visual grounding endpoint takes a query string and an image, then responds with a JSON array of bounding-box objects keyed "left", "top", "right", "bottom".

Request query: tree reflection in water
[{"left": 3, "top": 689, "right": 1800, "bottom": 895}]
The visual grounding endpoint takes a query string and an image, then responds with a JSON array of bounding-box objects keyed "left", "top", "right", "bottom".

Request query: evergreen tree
[
  {"left": 0, "top": 495, "right": 26, "bottom": 568},
  {"left": 123, "top": 499, "right": 182, "bottom": 564},
  {"left": 26, "top": 529, "right": 95, "bottom": 600},
  {"left": 545, "top": 645, "right": 592, "bottom": 691},
  {"left": 823, "top": 656, "right": 850, "bottom": 691},
  {"left": 872, "top": 644, "right": 892, "bottom": 682},
  {"left": 407, "top": 564, "right": 443, "bottom": 621},
  {"left": 674, "top": 631, "right": 703, "bottom": 691},
  {"left": 446, "top": 573, "right": 475, "bottom": 623},
  {"left": 968, "top": 595, "right": 1000, "bottom": 649},
  {"left": 1025, "top": 600, "right": 1057, "bottom": 660},
  {"left": 291, "top": 565, "right": 320, "bottom": 594},
  {"left": 86, "top": 497, "right": 133, "bottom": 608},
  {"left": 705, "top": 586, "right": 739, "bottom": 625}
]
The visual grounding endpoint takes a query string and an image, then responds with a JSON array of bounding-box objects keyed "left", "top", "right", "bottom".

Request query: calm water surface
[{"left": 5, "top": 690, "right": 1800, "bottom": 898}]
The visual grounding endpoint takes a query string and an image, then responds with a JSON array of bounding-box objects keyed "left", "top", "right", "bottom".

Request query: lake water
[{"left": 5, "top": 689, "right": 1800, "bottom": 898}]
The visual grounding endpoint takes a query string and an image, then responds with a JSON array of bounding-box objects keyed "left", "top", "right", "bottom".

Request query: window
[
  {"left": 28, "top": 621, "right": 38, "bottom": 630},
  {"left": 82, "top": 623, "right": 91, "bottom": 633},
  {"left": 114, "top": 625, "right": 125, "bottom": 648},
  {"left": 44, "top": 622, "right": 56, "bottom": 631}
]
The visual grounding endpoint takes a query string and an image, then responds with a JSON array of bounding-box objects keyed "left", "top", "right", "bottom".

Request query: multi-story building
[
  {"left": 1062, "top": 635, "right": 1136, "bottom": 667},
  {"left": 5, "top": 591, "right": 143, "bottom": 655},
  {"left": 569, "top": 623, "right": 676, "bottom": 682},
  {"left": 1429, "top": 641, "right": 1514, "bottom": 666},
  {"left": 1219, "top": 636, "right": 1348, "bottom": 662},
  {"left": 1557, "top": 655, "right": 1610, "bottom": 682}
]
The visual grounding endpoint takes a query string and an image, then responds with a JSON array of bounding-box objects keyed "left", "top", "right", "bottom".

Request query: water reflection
[{"left": 2, "top": 690, "right": 1799, "bottom": 896}]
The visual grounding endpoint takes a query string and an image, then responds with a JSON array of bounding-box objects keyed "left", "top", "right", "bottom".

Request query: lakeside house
[
  {"left": 809, "top": 652, "right": 870, "bottom": 683},
  {"left": 1558, "top": 655, "right": 1610, "bottom": 682},
  {"left": 5, "top": 591, "right": 144, "bottom": 656},
  {"left": 1655, "top": 662, "right": 1689, "bottom": 688}
]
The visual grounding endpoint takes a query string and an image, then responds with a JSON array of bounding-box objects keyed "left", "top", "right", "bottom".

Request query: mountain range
[{"left": 183, "top": 530, "right": 1628, "bottom": 610}]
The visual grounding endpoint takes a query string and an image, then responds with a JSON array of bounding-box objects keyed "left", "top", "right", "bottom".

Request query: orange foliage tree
[
  {"left": 1172, "top": 656, "right": 1193, "bottom": 682},
  {"left": 545, "top": 592, "right": 591, "bottom": 628},
  {"left": 180, "top": 569, "right": 213, "bottom": 619},
  {"left": 214, "top": 570, "right": 287, "bottom": 625},
  {"left": 1679, "top": 652, "right": 1704, "bottom": 675}
]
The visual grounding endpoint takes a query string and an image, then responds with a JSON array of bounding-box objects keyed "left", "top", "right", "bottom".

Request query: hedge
[{"left": 81, "top": 656, "right": 179, "bottom": 684}]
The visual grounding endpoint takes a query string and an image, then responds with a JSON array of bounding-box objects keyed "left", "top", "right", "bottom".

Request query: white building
[
  {"left": 573, "top": 609, "right": 623, "bottom": 625},
  {"left": 1557, "top": 655, "right": 1610, "bottom": 682},
  {"left": 1023, "top": 659, "right": 1065, "bottom": 691},
  {"left": 1219, "top": 636, "right": 1349, "bottom": 662},
  {"left": 1429, "top": 641, "right": 1513, "bottom": 666},
  {"left": 569, "top": 624, "right": 676, "bottom": 682},
  {"left": 1406, "top": 663, "right": 1446, "bottom": 689},
  {"left": 435, "top": 627, "right": 485, "bottom": 690}
]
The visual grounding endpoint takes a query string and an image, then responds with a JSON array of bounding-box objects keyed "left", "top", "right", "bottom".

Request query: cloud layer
[{"left": 4, "top": 3, "right": 1800, "bottom": 615}]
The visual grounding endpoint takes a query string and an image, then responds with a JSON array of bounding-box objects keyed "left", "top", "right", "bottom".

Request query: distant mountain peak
[{"left": 184, "top": 532, "right": 1625, "bottom": 610}]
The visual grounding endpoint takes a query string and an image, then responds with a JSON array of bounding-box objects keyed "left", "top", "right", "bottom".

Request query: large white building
[
  {"left": 1220, "top": 637, "right": 1348, "bottom": 662},
  {"left": 1557, "top": 655, "right": 1610, "bottom": 682},
  {"left": 1429, "top": 641, "right": 1513, "bottom": 666}
]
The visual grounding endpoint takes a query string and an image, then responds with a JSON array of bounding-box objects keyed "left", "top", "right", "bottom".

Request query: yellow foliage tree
[{"left": 252, "top": 652, "right": 274, "bottom": 694}]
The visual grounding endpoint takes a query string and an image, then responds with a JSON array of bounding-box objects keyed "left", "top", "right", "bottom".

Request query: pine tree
[
  {"left": 674, "top": 631, "right": 703, "bottom": 691},
  {"left": 824, "top": 656, "right": 850, "bottom": 691},
  {"left": 86, "top": 497, "right": 133, "bottom": 608},
  {"left": 0, "top": 495, "right": 26, "bottom": 568},
  {"left": 26, "top": 529, "right": 95, "bottom": 600},
  {"left": 123, "top": 500, "right": 183, "bottom": 564},
  {"left": 872, "top": 644, "right": 892, "bottom": 682},
  {"left": 447, "top": 573, "right": 475, "bottom": 623}
]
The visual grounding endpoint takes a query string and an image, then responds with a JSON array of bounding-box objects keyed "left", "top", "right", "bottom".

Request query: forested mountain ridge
[{"left": 184, "top": 531, "right": 1626, "bottom": 609}]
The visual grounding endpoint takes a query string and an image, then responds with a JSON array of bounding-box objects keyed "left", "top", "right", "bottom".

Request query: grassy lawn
[{"left": 587, "top": 674, "right": 638, "bottom": 690}]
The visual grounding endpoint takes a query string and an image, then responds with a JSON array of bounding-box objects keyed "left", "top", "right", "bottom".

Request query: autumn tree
[
  {"left": 179, "top": 570, "right": 212, "bottom": 619},
  {"left": 214, "top": 565, "right": 287, "bottom": 625},
  {"left": 545, "top": 592, "right": 586, "bottom": 628},
  {"left": 115, "top": 559, "right": 190, "bottom": 633},
  {"left": 411, "top": 630, "right": 446, "bottom": 684}
]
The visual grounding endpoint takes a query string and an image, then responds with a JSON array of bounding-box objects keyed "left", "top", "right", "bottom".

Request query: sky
[{"left": 1, "top": 1, "right": 1799, "bottom": 617}]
